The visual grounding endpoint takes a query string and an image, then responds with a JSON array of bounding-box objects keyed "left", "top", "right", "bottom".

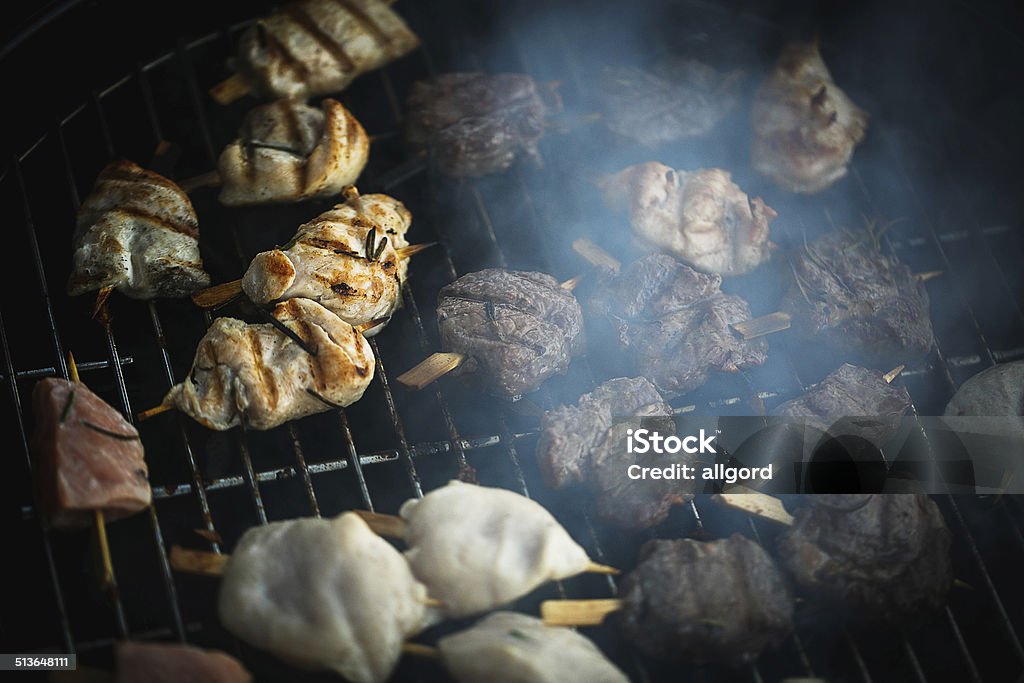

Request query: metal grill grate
[{"left": 2, "top": 0, "right": 1023, "bottom": 681}]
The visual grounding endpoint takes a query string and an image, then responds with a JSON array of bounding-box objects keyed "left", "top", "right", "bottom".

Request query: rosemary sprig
[
  {"left": 59, "top": 389, "right": 76, "bottom": 424},
  {"left": 373, "top": 235, "right": 388, "bottom": 261},
  {"left": 79, "top": 419, "right": 141, "bottom": 441},
  {"left": 306, "top": 387, "right": 344, "bottom": 409},
  {"left": 363, "top": 227, "right": 377, "bottom": 259},
  {"left": 256, "top": 308, "right": 318, "bottom": 356}
]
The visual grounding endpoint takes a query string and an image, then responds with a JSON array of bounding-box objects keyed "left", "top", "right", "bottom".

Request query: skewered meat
[
  {"left": 218, "top": 512, "right": 432, "bottom": 683},
  {"left": 218, "top": 98, "right": 369, "bottom": 206},
  {"left": 776, "top": 494, "right": 952, "bottom": 622},
  {"left": 438, "top": 612, "right": 629, "bottom": 683},
  {"left": 944, "top": 361, "right": 1024, "bottom": 416},
  {"left": 400, "top": 480, "right": 590, "bottom": 617},
  {"left": 752, "top": 41, "right": 868, "bottom": 193},
  {"left": 68, "top": 160, "right": 211, "bottom": 299},
  {"left": 405, "top": 72, "right": 561, "bottom": 177},
  {"left": 599, "top": 57, "right": 741, "bottom": 147},
  {"left": 590, "top": 254, "right": 768, "bottom": 397},
  {"left": 32, "top": 378, "right": 150, "bottom": 528},
  {"left": 232, "top": 0, "right": 419, "bottom": 101},
  {"left": 772, "top": 363, "right": 912, "bottom": 445},
  {"left": 165, "top": 298, "right": 374, "bottom": 430},
  {"left": 115, "top": 642, "right": 252, "bottom": 683},
  {"left": 537, "top": 378, "right": 694, "bottom": 528},
  {"left": 437, "top": 269, "right": 584, "bottom": 396},
  {"left": 780, "top": 232, "right": 934, "bottom": 368},
  {"left": 601, "top": 162, "right": 776, "bottom": 276},
  {"left": 619, "top": 534, "right": 794, "bottom": 663},
  {"left": 242, "top": 192, "right": 412, "bottom": 333}
]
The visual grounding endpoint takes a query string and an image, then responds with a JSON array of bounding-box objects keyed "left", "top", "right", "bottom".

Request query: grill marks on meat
[
  {"left": 219, "top": 99, "right": 369, "bottom": 206},
  {"left": 165, "top": 298, "right": 374, "bottom": 430},
  {"left": 218, "top": 513, "right": 431, "bottom": 683},
  {"left": 944, "top": 360, "right": 1024, "bottom": 416},
  {"left": 115, "top": 642, "right": 252, "bottom": 683},
  {"left": 437, "top": 269, "right": 584, "bottom": 396},
  {"left": 537, "top": 378, "right": 693, "bottom": 528},
  {"left": 399, "top": 480, "right": 591, "bottom": 618},
  {"left": 602, "top": 162, "right": 776, "bottom": 276},
  {"left": 438, "top": 612, "right": 629, "bottom": 683},
  {"left": 591, "top": 254, "right": 768, "bottom": 397},
  {"left": 242, "top": 193, "right": 411, "bottom": 333},
  {"left": 777, "top": 494, "right": 952, "bottom": 623},
  {"left": 780, "top": 232, "right": 934, "bottom": 367},
  {"left": 235, "top": 0, "right": 419, "bottom": 101},
  {"left": 405, "top": 73, "right": 561, "bottom": 177},
  {"left": 619, "top": 535, "right": 794, "bottom": 663},
  {"left": 752, "top": 41, "right": 868, "bottom": 193},
  {"left": 599, "top": 57, "right": 741, "bottom": 147},
  {"left": 68, "top": 160, "right": 211, "bottom": 299},
  {"left": 32, "top": 378, "right": 150, "bottom": 528}
]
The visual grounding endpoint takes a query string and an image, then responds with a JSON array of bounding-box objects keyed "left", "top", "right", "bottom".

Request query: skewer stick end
[
  {"left": 572, "top": 237, "right": 621, "bottom": 274},
  {"left": 541, "top": 598, "right": 623, "bottom": 627},
  {"left": 584, "top": 560, "right": 619, "bottom": 575},
  {"left": 92, "top": 286, "right": 115, "bottom": 320},
  {"left": 179, "top": 170, "right": 222, "bottom": 193},
  {"left": 209, "top": 73, "right": 251, "bottom": 105},
  {"left": 68, "top": 352, "right": 81, "bottom": 384},
  {"left": 560, "top": 274, "right": 583, "bottom": 292},
  {"left": 396, "top": 352, "right": 466, "bottom": 390},
  {"left": 94, "top": 508, "right": 114, "bottom": 588},
  {"left": 882, "top": 364, "right": 905, "bottom": 384},
  {"left": 712, "top": 487, "right": 794, "bottom": 525},
  {"left": 352, "top": 509, "right": 408, "bottom": 537},
  {"left": 730, "top": 311, "right": 792, "bottom": 340},
  {"left": 915, "top": 270, "right": 943, "bottom": 283},
  {"left": 169, "top": 545, "right": 228, "bottom": 576},
  {"left": 137, "top": 403, "right": 174, "bottom": 422},
  {"left": 395, "top": 242, "right": 439, "bottom": 260},
  {"left": 354, "top": 317, "right": 391, "bottom": 335},
  {"left": 191, "top": 280, "right": 243, "bottom": 309},
  {"left": 402, "top": 642, "right": 440, "bottom": 659}
]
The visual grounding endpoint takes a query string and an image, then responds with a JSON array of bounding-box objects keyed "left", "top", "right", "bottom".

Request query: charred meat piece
[
  {"left": 242, "top": 192, "right": 412, "bottom": 333},
  {"left": 772, "top": 363, "right": 912, "bottom": 445},
  {"left": 165, "top": 298, "right": 375, "bottom": 431},
  {"left": 439, "top": 612, "right": 629, "bottom": 683},
  {"left": 32, "top": 378, "right": 150, "bottom": 528},
  {"left": 400, "top": 480, "right": 591, "bottom": 618},
  {"left": 602, "top": 162, "right": 776, "bottom": 276},
  {"left": 752, "top": 41, "right": 868, "bottom": 193},
  {"left": 68, "top": 160, "right": 210, "bottom": 299},
  {"left": 777, "top": 494, "right": 952, "bottom": 622},
  {"left": 437, "top": 269, "right": 584, "bottom": 396},
  {"left": 590, "top": 254, "right": 768, "bottom": 397},
  {"left": 599, "top": 57, "right": 741, "bottom": 147},
  {"left": 780, "top": 232, "right": 934, "bottom": 368},
  {"left": 218, "top": 99, "right": 369, "bottom": 206},
  {"left": 944, "top": 361, "right": 1024, "bottom": 416},
  {"left": 405, "top": 72, "right": 561, "bottom": 177},
  {"left": 619, "top": 534, "right": 794, "bottom": 663},
  {"left": 234, "top": 0, "right": 419, "bottom": 101},
  {"left": 115, "top": 642, "right": 252, "bottom": 683},
  {"left": 218, "top": 513, "right": 431, "bottom": 683}
]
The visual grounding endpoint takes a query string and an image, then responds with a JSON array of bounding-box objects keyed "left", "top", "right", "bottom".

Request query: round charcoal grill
[{"left": 2, "top": 0, "right": 1024, "bottom": 681}]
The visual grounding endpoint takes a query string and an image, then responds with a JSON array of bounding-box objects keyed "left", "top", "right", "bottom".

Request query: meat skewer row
[
  {"left": 541, "top": 534, "right": 795, "bottom": 664},
  {"left": 210, "top": 0, "right": 419, "bottom": 104},
  {"left": 138, "top": 298, "right": 380, "bottom": 430},
  {"left": 68, "top": 159, "right": 212, "bottom": 314},
  {"left": 181, "top": 99, "right": 370, "bottom": 206},
  {"left": 397, "top": 269, "right": 585, "bottom": 396}
]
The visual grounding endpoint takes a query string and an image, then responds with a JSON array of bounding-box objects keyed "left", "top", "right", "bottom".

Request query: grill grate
[{"left": 1, "top": 1, "right": 1023, "bottom": 681}]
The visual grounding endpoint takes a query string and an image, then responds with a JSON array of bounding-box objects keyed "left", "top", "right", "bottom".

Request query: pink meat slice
[
  {"left": 32, "top": 377, "right": 151, "bottom": 528},
  {"left": 115, "top": 642, "right": 252, "bottom": 683}
]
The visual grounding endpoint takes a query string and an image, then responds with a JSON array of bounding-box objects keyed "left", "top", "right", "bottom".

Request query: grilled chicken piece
[
  {"left": 439, "top": 612, "right": 629, "bottom": 683},
  {"left": 777, "top": 494, "right": 952, "bottom": 623},
  {"left": 405, "top": 72, "right": 561, "bottom": 177},
  {"left": 780, "top": 232, "right": 934, "bottom": 368},
  {"left": 944, "top": 361, "right": 1024, "bottom": 416},
  {"left": 68, "top": 160, "right": 211, "bottom": 299},
  {"left": 619, "top": 534, "right": 794, "bottom": 663},
  {"left": 752, "top": 41, "right": 868, "bottom": 193},
  {"left": 32, "top": 378, "right": 150, "bottom": 528},
  {"left": 115, "top": 642, "right": 252, "bottom": 683},
  {"left": 437, "top": 269, "right": 585, "bottom": 396},
  {"left": 165, "top": 298, "right": 374, "bottom": 431},
  {"left": 399, "top": 480, "right": 591, "bottom": 618},
  {"left": 218, "top": 99, "right": 369, "bottom": 206},
  {"left": 590, "top": 254, "right": 768, "bottom": 397},
  {"left": 242, "top": 192, "right": 411, "bottom": 333},
  {"left": 599, "top": 57, "right": 741, "bottom": 147},
  {"left": 602, "top": 162, "right": 776, "bottom": 276},
  {"left": 218, "top": 513, "right": 431, "bottom": 683},
  {"left": 233, "top": 0, "right": 419, "bottom": 101}
]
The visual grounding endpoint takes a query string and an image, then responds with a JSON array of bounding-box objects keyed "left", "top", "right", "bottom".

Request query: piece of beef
[
  {"left": 32, "top": 378, "right": 150, "bottom": 528},
  {"left": 405, "top": 72, "right": 561, "bottom": 177},
  {"left": 944, "top": 361, "right": 1024, "bottom": 416},
  {"left": 590, "top": 254, "right": 768, "bottom": 396},
  {"left": 115, "top": 642, "right": 252, "bottom": 683},
  {"left": 776, "top": 494, "right": 952, "bottom": 622},
  {"left": 619, "top": 534, "right": 794, "bottom": 663},
  {"left": 780, "top": 232, "right": 934, "bottom": 368},
  {"left": 437, "top": 269, "right": 584, "bottom": 397}
]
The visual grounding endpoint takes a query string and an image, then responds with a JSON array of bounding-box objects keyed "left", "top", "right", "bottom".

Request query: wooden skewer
[
  {"left": 560, "top": 274, "right": 583, "bottom": 292},
  {"left": 712, "top": 486, "right": 794, "bottom": 526},
  {"left": 883, "top": 364, "right": 905, "bottom": 384},
  {"left": 730, "top": 312, "right": 792, "bottom": 340},
  {"left": 137, "top": 403, "right": 174, "bottom": 422},
  {"left": 92, "top": 285, "right": 115, "bottom": 320},
  {"left": 541, "top": 598, "right": 623, "bottom": 627},
  {"left": 210, "top": 73, "right": 251, "bottom": 106},
  {"left": 572, "top": 237, "right": 621, "bottom": 274},
  {"left": 915, "top": 270, "right": 943, "bottom": 283},
  {"left": 396, "top": 352, "right": 467, "bottom": 390},
  {"left": 401, "top": 642, "right": 440, "bottom": 659},
  {"left": 179, "top": 170, "right": 222, "bottom": 193}
]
